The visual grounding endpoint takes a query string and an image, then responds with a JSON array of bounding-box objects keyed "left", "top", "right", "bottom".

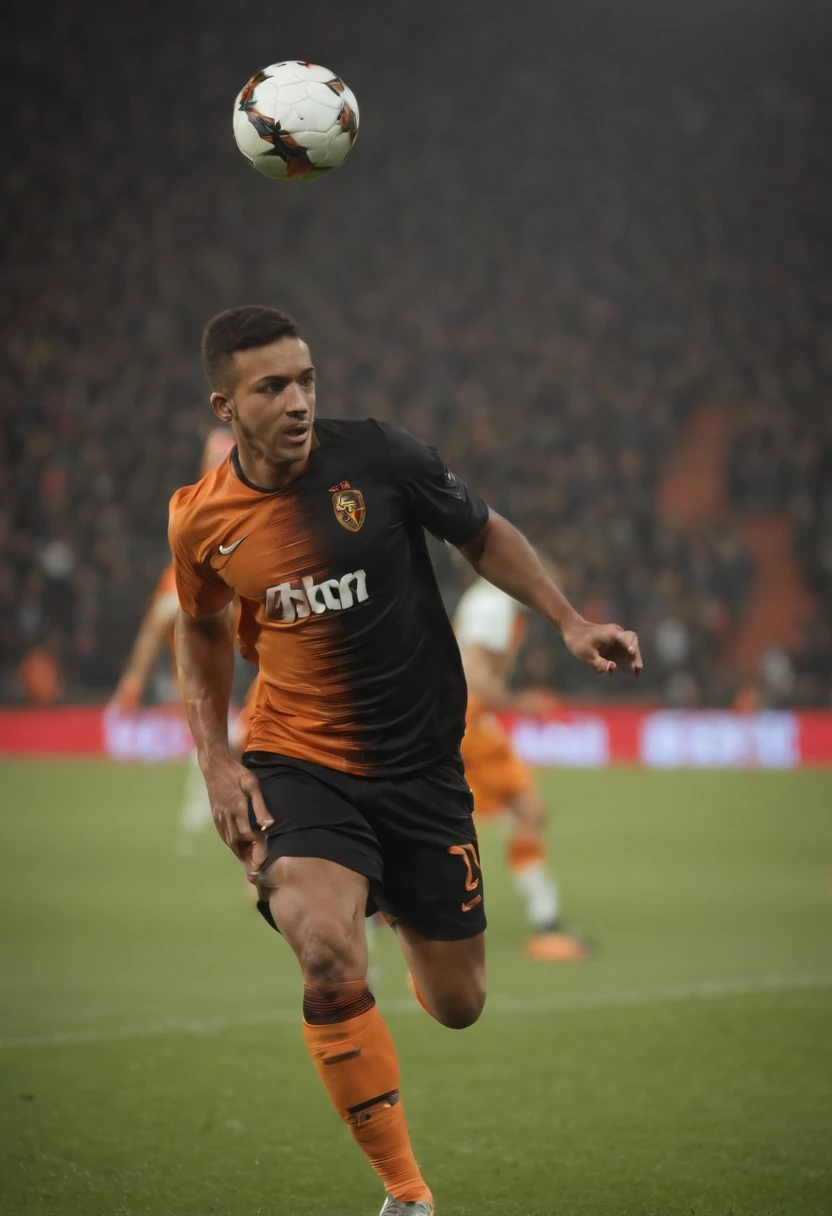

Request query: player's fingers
[
  {"left": 218, "top": 794, "right": 259, "bottom": 860},
  {"left": 214, "top": 808, "right": 239, "bottom": 852},
  {"left": 246, "top": 835, "right": 268, "bottom": 877},
  {"left": 618, "top": 629, "right": 643, "bottom": 675},
  {"left": 241, "top": 774, "right": 274, "bottom": 831},
  {"left": 228, "top": 820, "right": 258, "bottom": 861},
  {"left": 592, "top": 652, "right": 616, "bottom": 674}
]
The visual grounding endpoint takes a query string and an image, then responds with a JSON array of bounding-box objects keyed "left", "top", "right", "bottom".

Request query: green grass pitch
[{"left": 0, "top": 759, "right": 830, "bottom": 1216}]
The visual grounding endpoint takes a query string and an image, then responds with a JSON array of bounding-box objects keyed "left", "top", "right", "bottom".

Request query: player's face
[{"left": 213, "top": 337, "right": 316, "bottom": 466}]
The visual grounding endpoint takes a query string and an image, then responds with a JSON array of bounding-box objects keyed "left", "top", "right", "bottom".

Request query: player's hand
[
  {"left": 201, "top": 755, "right": 274, "bottom": 874},
  {"left": 561, "top": 618, "right": 643, "bottom": 676}
]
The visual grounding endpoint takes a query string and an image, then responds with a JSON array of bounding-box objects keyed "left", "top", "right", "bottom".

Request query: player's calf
[{"left": 400, "top": 927, "right": 486, "bottom": 1030}]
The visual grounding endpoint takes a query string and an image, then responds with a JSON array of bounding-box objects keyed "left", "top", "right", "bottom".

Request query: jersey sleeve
[
  {"left": 168, "top": 494, "right": 234, "bottom": 617},
  {"left": 378, "top": 421, "right": 490, "bottom": 545}
]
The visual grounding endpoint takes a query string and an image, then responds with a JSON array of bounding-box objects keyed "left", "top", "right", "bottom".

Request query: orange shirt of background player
[{"left": 19, "top": 646, "right": 64, "bottom": 705}]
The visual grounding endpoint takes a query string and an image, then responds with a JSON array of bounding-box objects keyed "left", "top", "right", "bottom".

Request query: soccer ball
[{"left": 233, "top": 61, "right": 359, "bottom": 181}]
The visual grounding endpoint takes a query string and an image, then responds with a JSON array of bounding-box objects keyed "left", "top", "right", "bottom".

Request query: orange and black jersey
[{"left": 168, "top": 419, "right": 490, "bottom": 776}]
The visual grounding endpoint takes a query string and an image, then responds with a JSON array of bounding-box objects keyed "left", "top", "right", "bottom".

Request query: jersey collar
[{"left": 230, "top": 438, "right": 320, "bottom": 494}]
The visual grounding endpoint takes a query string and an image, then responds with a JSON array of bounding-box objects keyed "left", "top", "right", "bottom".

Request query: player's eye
[{"left": 299, "top": 375, "right": 315, "bottom": 388}]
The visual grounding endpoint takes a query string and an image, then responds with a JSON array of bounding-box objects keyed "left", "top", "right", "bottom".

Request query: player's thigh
[
  {"left": 397, "top": 922, "right": 486, "bottom": 1030},
  {"left": 264, "top": 855, "right": 370, "bottom": 986},
  {"left": 506, "top": 782, "right": 546, "bottom": 833},
  {"left": 479, "top": 744, "right": 532, "bottom": 805},
  {"left": 244, "top": 754, "right": 382, "bottom": 985}
]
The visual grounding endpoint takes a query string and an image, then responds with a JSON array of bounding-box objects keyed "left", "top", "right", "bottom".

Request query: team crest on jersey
[{"left": 331, "top": 483, "right": 366, "bottom": 532}]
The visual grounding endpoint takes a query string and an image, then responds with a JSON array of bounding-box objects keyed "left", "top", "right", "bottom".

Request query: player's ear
[{"left": 211, "top": 392, "right": 234, "bottom": 423}]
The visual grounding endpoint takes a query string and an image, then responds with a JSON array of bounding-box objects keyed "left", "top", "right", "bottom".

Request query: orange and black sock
[{"left": 302, "top": 980, "right": 432, "bottom": 1204}]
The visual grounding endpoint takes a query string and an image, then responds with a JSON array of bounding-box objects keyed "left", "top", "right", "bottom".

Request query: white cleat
[{"left": 379, "top": 1197, "right": 434, "bottom": 1216}]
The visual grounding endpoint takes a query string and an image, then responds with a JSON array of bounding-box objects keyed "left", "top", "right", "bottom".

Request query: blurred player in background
[
  {"left": 111, "top": 427, "right": 235, "bottom": 710},
  {"left": 110, "top": 427, "right": 236, "bottom": 839},
  {"left": 455, "top": 574, "right": 591, "bottom": 960}
]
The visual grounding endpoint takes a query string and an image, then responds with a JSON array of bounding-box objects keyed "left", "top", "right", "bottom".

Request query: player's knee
[
  {"left": 531, "top": 792, "right": 548, "bottom": 827},
  {"left": 433, "top": 981, "right": 486, "bottom": 1030},
  {"left": 298, "top": 924, "right": 364, "bottom": 989},
  {"left": 512, "top": 791, "right": 547, "bottom": 833}
]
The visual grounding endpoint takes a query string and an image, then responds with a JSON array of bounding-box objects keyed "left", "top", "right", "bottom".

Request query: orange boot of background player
[{"left": 506, "top": 832, "right": 592, "bottom": 961}]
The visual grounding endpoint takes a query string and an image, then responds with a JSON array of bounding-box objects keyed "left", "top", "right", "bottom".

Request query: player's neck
[{"left": 234, "top": 442, "right": 311, "bottom": 491}]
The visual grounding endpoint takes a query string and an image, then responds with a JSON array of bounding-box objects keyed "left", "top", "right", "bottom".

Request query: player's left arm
[
  {"left": 458, "top": 512, "right": 642, "bottom": 676},
  {"left": 109, "top": 596, "right": 178, "bottom": 708},
  {"left": 381, "top": 421, "right": 642, "bottom": 676}
]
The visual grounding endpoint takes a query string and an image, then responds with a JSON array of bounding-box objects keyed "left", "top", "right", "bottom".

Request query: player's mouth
[{"left": 282, "top": 421, "right": 311, "bottom": 446}]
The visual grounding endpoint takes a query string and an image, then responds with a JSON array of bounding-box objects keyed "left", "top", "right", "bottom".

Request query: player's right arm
[{"left": 169, "top": 499, "right": 273, "bottom": 870}]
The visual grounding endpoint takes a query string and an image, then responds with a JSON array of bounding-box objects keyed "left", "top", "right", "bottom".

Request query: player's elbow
[
  {"left": 455, "top": 511, "right": 494, "bottom": 565},
  {"left": 178, "top": 607, "right": 230, "bottom": 641}
]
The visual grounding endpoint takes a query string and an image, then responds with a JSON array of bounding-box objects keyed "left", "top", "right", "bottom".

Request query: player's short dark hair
[{"left": 202, "top": 305, "right": 302, "bottom": 391}]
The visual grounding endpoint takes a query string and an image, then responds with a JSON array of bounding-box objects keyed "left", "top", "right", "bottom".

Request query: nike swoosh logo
[
  {"left": 461, "top": 894, "right": 483, "bottom": 913},
  {"left": 218, "top": 536, "right": 247, "bottom": 556}
]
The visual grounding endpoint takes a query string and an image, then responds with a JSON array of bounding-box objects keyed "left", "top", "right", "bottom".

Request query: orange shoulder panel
[{"left": 168, "top": 468, "right": 237, "bottom": 617}]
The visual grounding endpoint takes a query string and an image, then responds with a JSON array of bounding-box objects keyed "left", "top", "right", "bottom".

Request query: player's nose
[{"left": 284, "top": 382, "right": 311, "bottom": 414}]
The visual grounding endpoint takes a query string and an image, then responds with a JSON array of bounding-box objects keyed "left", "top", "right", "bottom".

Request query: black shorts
[{"left": 243, "top": 751, "right": 486, "bottom": 941}]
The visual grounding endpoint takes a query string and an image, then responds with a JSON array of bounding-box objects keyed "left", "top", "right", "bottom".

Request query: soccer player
[
  {"left": 110, "top": 427, "right": 235, "bottom": 836},
  {"left": 455, "top": 574, "right": 590, "bottom": 960},
  {"left": 169, "top": 306, "right": 642, "bottom": 1216}
]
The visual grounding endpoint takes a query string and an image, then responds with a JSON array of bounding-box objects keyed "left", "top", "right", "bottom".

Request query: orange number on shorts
[{"left": 448, "top": 842, "right": 481, "bottom": 892}]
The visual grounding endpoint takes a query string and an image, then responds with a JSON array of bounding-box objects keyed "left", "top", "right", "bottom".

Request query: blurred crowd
[
  {"left": 728, "top": 409, "right": 832, "bottom": 708},
  {"left": 2, "top": 1, "right": 830, "bottom": 706}
]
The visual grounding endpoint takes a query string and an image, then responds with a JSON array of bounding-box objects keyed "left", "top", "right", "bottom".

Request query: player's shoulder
[
  {"left": 316, "top": 417, "right": 429, "bottom": 475},
  {"left": 316, "top": 416, "right": 400, "bottom": 455},
  {"left": 168, "top": 460, "right": 231, "bottom": 541},
  {"left": 315, "top": 417, "right": 382, "bottom": 447}
]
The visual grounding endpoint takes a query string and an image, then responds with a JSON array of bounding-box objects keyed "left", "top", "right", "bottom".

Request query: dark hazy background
[{"left": 2, "top": 0, "right": 830, "bottom": 706}]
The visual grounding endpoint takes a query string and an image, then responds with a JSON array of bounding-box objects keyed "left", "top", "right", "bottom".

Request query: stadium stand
[{"left": 2, "top": 2, "right": 829, "bottom": 708}]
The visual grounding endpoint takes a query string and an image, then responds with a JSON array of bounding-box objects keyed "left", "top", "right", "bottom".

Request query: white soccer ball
[{"left": 233, "top": 61, "right": 359, "bottom": 181}]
